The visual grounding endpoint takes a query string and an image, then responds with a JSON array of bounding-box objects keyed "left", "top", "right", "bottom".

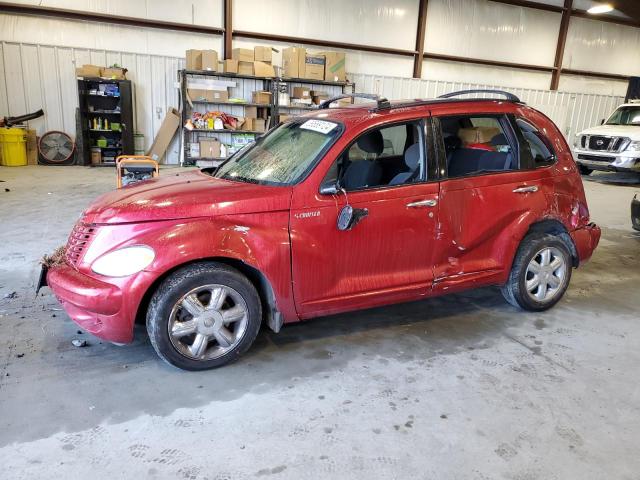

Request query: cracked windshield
[{"left": 214, "top": 120, "right": 341, "bottom": 185}]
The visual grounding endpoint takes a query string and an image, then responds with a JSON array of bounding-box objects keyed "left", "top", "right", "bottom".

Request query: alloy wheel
[{"left": 524, "top": 247, "right": 567, "bottom": 303}]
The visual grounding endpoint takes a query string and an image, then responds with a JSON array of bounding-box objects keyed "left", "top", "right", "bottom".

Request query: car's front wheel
[
  {"left": 501, "top": 234, "right": 572, "bottom": 311},
  {"left": 147, "top": 262, "right": 262, "bottom": 370}
]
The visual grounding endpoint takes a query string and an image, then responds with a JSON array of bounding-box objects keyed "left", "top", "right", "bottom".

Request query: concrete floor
[{"left": 1, "top": 166, "right": 639, "bottom": 479}]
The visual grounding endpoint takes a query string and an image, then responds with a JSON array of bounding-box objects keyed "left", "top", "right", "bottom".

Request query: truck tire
[{"left": 147, "top": 262, "right": 262, "bottom": 370}]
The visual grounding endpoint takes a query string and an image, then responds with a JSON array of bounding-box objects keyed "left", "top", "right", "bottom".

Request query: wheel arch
[
  {"left": 522, "top": 219, "right": 579, "bottom": 267},
  {"left": 135, "top": 257, "right": 285, "bottom": 333}
]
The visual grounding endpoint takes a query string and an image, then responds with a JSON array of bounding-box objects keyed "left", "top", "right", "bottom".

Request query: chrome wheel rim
[
  {"left": 525, "top": 247, "right": 567, "bottom": 303},
  {"left": 168, "top": 284, "right": 248, "bottom": 361}
]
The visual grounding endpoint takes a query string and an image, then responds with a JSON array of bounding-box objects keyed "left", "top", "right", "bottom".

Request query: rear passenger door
[{"left": 434, "top": 113, "right": 548, "bottom": 289}]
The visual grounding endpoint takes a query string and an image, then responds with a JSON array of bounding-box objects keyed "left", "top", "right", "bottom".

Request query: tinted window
[
  {"left": 516, "top": 118, "right": 555, "bottom": 167},
  {"left": 438, "top": 115, "right": 516, "bottom": 178},
  {"left": 605, "top": 106, "right": 640, "bottom": 126},
  {"left": 324, "top": 121, "right": 426, "bottom": 191}
]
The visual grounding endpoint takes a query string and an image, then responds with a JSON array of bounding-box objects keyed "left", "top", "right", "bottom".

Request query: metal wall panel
[
  {"left": 424, "top": 0, "right": 561, "bottom": 66},
  {"left": 233, "top": 0, "right": 419, "bottom": 51},
  {"left": 563, "top": 17, "right": 640, "bottom": 76}
]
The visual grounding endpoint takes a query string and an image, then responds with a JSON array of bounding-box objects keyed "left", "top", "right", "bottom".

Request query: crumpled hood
[
  {"left": 578, "top": 124, "right": 640, "bottom": 139},
  {"left": 83, "top": 170, "right": 292, "bottom": 224}
]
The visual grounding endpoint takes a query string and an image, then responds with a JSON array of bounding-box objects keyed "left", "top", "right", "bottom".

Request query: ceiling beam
[
  {"left": 423, "top": 52, "right": 555, "bottom": 73},
  {"left": 550, "top": 0, "right": 573, "bottom": 91},
  {"left": 413, "top": 0, "right": 429, "bottom": 78},
  {"left": 0, "top": 1, "right": 224, "bottom": 35}
]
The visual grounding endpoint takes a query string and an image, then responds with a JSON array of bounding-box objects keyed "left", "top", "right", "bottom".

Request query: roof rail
[
  {"left": 318, "top": 93, "right": 391, "bottom": 110},
  {"left": 438, "top": 89, "right": 521, "bottom": 103}
]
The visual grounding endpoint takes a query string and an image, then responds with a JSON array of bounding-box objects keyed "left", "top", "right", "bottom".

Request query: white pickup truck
[{"left": 573, "top": 101, "right": 640, "bottom": 175}]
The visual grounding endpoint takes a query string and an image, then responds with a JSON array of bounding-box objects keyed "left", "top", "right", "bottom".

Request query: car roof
[{"left": 299, "top": 98, "right": 523, "bottom": 124}]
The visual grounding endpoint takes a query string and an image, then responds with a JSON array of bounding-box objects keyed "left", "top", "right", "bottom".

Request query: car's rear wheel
[
  {"left": 147, "top": 262, "right": 261, "bottom": 370},
  {"left": 578, "top": 164, "right": 593, "bottom": 175},
  {"left": 501, "top": 234, "right": 572, "bottom": 311}
]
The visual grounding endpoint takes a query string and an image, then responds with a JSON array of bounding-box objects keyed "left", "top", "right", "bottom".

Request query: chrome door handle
[
  {"left": 512, "top": 185, "right": 538, "bottom": 193},
  {"left": 406, "top": 199, "right": 437, "bottom": 208}
]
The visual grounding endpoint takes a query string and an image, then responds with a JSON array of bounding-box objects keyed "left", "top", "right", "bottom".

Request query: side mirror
[
  {"left": 600, "top": 119, "right": 605, "bottom": 125},
  {"left": 319, "top": 182, "right": 339, "bottom": 195}
]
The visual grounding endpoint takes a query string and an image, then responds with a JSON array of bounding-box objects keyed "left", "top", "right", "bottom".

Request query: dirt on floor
[{"left": 0, "top": 166, "right": 639, "bottom": 479}]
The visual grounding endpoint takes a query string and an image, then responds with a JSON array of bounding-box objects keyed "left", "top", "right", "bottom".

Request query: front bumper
[
  {"left": 632, "top": 195, "right": 640, "bottom": 231},
  {"left": 574, "top": 149, "right": 640, "bottom": 172},
  {"left": 47, "top": 264, "right": 134, "bottom": 343},
  {"left": 570, "top": 223, "right": 601, "bottom": 265}
]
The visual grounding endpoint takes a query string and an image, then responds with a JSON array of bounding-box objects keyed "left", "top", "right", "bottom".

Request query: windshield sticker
[{"left": 300, "top": 120, "right": 337, "bottom": 135}]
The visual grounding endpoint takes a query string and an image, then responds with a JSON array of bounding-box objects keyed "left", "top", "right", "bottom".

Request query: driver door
[{"left": 290, "top": 118, "right": 440, "bottom": 319}]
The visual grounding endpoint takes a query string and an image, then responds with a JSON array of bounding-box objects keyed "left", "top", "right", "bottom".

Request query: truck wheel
[
  {"left": 578, "top": 165, "right": 593, "bottom": 175},
  {"left": 147, "top": 262, "right": 262, "bottom": 370},
  {"left": 501, "top": 234, "right": 572, "bottom": 312}
]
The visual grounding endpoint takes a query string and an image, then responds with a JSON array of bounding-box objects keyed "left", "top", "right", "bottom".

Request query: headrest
[
  {"left": 404, "top": 143, "right": 420, "bottom": 169},
  {"left": 490, "top": 133, "right": 508, "bottom": 145},
  {"left": 458, "top": 127, "right": 501, "bottom": 144},
  {"left": 357, "top": 130, "right": 384, "bottom": 155}
]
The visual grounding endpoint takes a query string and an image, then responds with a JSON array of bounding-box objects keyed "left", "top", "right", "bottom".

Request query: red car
[{"left": 44, "top": 90, "right": 601, "bottom": 370}]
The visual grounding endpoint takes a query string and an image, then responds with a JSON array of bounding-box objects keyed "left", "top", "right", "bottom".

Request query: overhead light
[{"left": 587, "top": 3, "right": 614, "bottom": 14}]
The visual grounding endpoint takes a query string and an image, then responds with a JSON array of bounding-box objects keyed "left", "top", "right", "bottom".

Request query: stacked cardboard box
[
  {"left": 229, "top": 47, "right": 275, "bottom": 77},
  {"left": 75, "top": 64, "right": 127, "bottom": 79},
  {"left": 282, "top": 48, "right": 346, "bottom": 82},
  {"left": 186, "top": 49, "right": 219, "bottom": 71}
]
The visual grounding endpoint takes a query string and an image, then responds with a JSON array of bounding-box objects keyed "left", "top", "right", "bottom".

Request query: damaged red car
[{"left": 44, "top": 90, "right": 601, "bottom": 370}]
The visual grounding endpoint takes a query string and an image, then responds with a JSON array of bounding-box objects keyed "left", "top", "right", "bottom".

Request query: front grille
[
  {"left": 582, "top": 135, "right": 630, "bottom": 153},
  {"left": 588, "top": 135, "right": 612, "bottom": 151},
  {"left": 578, "top": 154, "right": 615, "bottom": 163},
  {"left": 65, "top": 222, "right": 96, "bottom": 267}
]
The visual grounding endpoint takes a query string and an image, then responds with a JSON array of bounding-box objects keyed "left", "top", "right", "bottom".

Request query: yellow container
[{"left": 0, "top": 128, "right": 28, "bottom": 167}]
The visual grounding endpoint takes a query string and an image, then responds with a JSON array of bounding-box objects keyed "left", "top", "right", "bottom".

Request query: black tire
[
  {"left": 147, "top": 262, "right": 262, "bottom": 371},
  {"left": 501, "top": 233, "right": 572, "bottom": 312},
  {"left": 578, "top": 164, "right": 593, "bottom": 175}
]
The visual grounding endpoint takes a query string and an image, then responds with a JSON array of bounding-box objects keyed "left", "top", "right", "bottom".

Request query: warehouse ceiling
[{"left": 610, "top": 0, "right": 640, "bottom": 22}]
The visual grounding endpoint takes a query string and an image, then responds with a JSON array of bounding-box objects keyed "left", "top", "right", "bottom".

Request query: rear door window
[
  {"left": 515, "top": 118, "right": 556, "bottom": 168},
  {"left": 438, "top": 115, "right": 518, "bottom": 178}
]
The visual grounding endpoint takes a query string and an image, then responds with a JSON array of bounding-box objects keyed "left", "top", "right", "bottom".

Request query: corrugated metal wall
[
  {"left": 0, "top": 40, "right": 625, "bottom": 164},
  {"left": 0, "top": 40, "right": 185, "bottom": 163}
]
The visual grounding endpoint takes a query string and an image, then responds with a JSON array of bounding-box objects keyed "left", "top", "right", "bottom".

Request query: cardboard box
[
  {"left": 304, "top": 54, "right": 325, "bottom": 80},
  {"left": 75, "top": 64, "right": 102, "bottom": 77},
  {"left": 253, "top": 118, "right": 266, "bottom": 133},
  {"left": 186, "top": 49, "right": 202, "bottom": 70},
  {"left": 200, "top": 139, "right": 222, "bottom": 158},
  {"left": 238, "top": 61, "right": 254, "bottom": 76},
  {"left": 202, "top": 50, "right": 218, "bottom": 71},
  {"left": 254, "top": 46, "right": 272, "bottom": 63},
  {"left": 279, "top": 114, "right": 291, "bottom": 123},
  {"left": 26, "top": 129, "right": 38, "bottom": 165},
  {"left": 223, "top": 59, "right": 238, "bottom": 73},
  {"left": 317, "top": 51, "right": 346, "bottom": 82},
  {"left": 252, "top": 91, "right": 272, "bottom": 104},
  {"left": 232, "top": 48, "right": 254, "bottom": 62},
  {"left": 292, "top": 87, "right": 311, "bottom": 99},
  {"left": 253, "top": 61, "right": 275, "bottom": 78},
  {"left": 244, "top": 106, "right": 258, "bottom": 118},
  {"left": 147, "top": 107, "right": 180, "bottom": 162},
  {"left": 211, "top": 89, "right": 229, "bottom": 102},
  {"left": 282, "top": 47, "right": 306, "bottom": 78},
  {"left": 242, "top": 118, "right": 254, "bottom": 131},
  {"left": 312, "top": 95, "right": 329, "bottom": 105},
  {"left": 101, "top": 67, "right": 127, "bottom": 80},
  {"left": 188, "top": 89, "right": 213, "bottom": 102}
]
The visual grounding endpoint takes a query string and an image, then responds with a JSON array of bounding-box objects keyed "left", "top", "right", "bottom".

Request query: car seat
[
  {"left": 389, "top": 143, "right": 421, "bottom": 185},
  {"left": 341, "top": 130, "right": 384, "bottom": 190}
]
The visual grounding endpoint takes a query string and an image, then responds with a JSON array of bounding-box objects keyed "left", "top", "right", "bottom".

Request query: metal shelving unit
[{"left": 179, "top": 69, "right": 355, "bottom": 167}]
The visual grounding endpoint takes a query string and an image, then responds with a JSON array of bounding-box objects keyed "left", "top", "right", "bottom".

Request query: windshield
[
  {"left": 214, "top": 119, "right": 342, "bottom": 185},
  {"left": 605, "top": 106, "right": 640, "bottom": 126}
]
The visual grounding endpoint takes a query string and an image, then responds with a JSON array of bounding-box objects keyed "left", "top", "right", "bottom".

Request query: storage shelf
[
  {"left": 87, "top": 94, "right": 120, "bottom": 98},
  {"left": 85, "top": 110, "right": 121, "bottom": 115},
  {"left": 191, "top": 101, "right": 271, "bottom": 107},
  {"left": 187, "top": 129, "right": 263, "bottom": 134},
  {"left": 279, "top": 105, "right": 317, "bottom": 111},
  {"left": 279, "top": 77, "right": 352, "bottom": 87},
  {"left": 89, "top": 129, "right": 122, "bottom": 133},
  {"left": 183, "top": 69, "right": 273, "bottom": 81}
]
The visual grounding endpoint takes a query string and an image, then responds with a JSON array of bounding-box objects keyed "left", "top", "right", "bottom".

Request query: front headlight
[
  {"left": 91, "top": 245, "right": 155, "bottom": 277},
  {"left": 625, "top": 141, "right": 640, "bottom": 152}
]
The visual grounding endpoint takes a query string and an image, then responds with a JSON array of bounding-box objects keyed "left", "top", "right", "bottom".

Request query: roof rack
[
  {"left": 318, "top": 93, "right": 391, "bottom": 110},
  {"left": 438, "top": 89, "right": 521, "bottom": 103}
]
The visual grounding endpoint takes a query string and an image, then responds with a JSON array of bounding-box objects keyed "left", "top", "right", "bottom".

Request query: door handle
[
  {"left": 406, "top": 199, "right": 437, "bottom": 208},
  {"left": 512, "top": 185, "right": 539, "bottom": 194}
]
